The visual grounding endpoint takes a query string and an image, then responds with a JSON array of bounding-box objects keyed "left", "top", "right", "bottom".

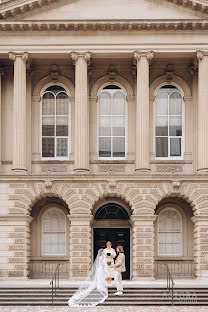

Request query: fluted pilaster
[
  {"left": 197, "top": 51, "right": 208, "bottom": 172},
  {"left": 71, "top": 51, "right": 91, "bottom": 172},
  {"left": 9, "top": 52, "right": 28, "bottom": 173},
  {"left": 134, "top": 51, "right": 153, "bottom": 172}
]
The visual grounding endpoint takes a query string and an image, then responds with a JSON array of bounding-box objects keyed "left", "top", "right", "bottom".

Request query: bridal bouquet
[{"left": 107, "top": 259, "right": 112, "bottom": 266}]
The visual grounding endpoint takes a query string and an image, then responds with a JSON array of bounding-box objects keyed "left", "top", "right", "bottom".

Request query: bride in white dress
[{"left": 68, "top": 249, "right": 109, "bottom": 307}]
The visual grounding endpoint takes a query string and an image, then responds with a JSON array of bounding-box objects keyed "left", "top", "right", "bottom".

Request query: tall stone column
[
  {"left": 68, "top": 214, "right": 92, "bottom": 279},
  {"left": 130, "top": 215, "right": 157, "bottom": 280},
  {"left": 192, "top": 215, "right": 208, "bottom": 278},
  {"left": 134, "top": 51, "right": 153, "bottom": 172},
  {"left": 71, "top": 52, "right": 91, "bottom": 172},
  {"left": 197, "top": 51, "right": 208, "bottom": 172},
  {"left": 9, "top": 52, "right": 28, "bottom": 173}
]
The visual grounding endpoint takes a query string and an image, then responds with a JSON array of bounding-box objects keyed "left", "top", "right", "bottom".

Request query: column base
[
  {"left": 73, "top": 168, "right": 89, "bottom": 173},
  {"left": 11, "top": 168, "right": 28, "bottom": 174},
  {"left": 197, "top": 168, "right": 208, "bottom": 173},
  {"left": 135, "top": 168, "right": 151, "bottom": 172}
]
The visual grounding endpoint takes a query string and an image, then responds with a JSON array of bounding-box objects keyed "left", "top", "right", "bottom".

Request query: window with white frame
[
  {"left": 98, "top": 85, "right": 126, "bottom": 158},
  {"left": 158, "top": 208, "right": 182, "bottom": 256},
  {"left": 154, "top": 85, "right": 183, "bottom": 158},
  {"left": 42, "top": 208, "right": 66, "bottom": 256},
  {"left": 41, "top": 85, "right": 70, "bottom": 159}
]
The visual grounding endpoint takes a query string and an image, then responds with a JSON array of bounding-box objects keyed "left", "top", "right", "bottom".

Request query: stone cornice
[
  {"left": 1, "top": 0, "right": 208, "bottom": 19},
  {"left": 0, "top": 19, "right": 208, "bottom": 31}
]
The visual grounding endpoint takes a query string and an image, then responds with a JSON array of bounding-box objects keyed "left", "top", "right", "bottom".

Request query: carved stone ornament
[
  {"left": 49, "top": 64, "right": 59, "bottom": 81},
  {"left": 107, "top": 64, "right": 118, "bottom": 82},
  {"left": 133, "top": 51, "right": 154, "bottom": 64},
  {"left": 165, "top": 64, "right": 175, "bottom": 83},
  {"left": 172, "top": 180, "right": 181, "bottom": 189},
  {"left": 189, "top": 59, "right": 198, "bottom": 75},
  {"left": 44, "top": 180, "right": 53, "bottom": 189},
  {"left": 71, "top": 51, "right": 91, "bottom": 66},
  {"left": 8, "top": 52, "right": 28, "bottom": 63}
]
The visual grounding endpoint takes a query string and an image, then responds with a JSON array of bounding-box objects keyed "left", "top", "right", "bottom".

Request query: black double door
[{"left": 93, "top": 228, "right": 130, "bottom": 280}]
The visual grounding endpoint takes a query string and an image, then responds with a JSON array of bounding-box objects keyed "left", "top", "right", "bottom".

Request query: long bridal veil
[{"left": 68, "top": 248, "right": 108, "bottom": 307}]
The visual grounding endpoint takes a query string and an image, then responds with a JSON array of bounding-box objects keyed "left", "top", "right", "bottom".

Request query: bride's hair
[{"left": 116, "top": 245, "right": 124, "bottom": 253}]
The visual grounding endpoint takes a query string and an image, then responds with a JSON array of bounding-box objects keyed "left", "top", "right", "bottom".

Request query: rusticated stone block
[
  {"left": 10, "top": 184, "right": 25, "bottom": 188},
  {"left": 14, "top": 239, "right": 25, "bottom": 244},
  {"left": 14, "top": 252, "right": 24, "bottom": 257},
  {"left": 8, "top": 270, "right": 24, "bottom": 277},
  {"left": 9, "top": 258, "right": 24, "bottom": 263},
  {"left": 9, "top": 208, "right": 25, "bottom": 214},
  {"left": 15, "top": 227, "right": 25, "bottom": 232},
  {"left": 9, "top": 233, "right": 25, "bottom": 238},
  {"left": 200, "top": 228, "right": 208, "bottom": 232},
  {"left": 14, "top": 265, "right": 24, "bottom": 270},
  {"left": 9, "top": 245, "right": 24, "bottom": 250}
]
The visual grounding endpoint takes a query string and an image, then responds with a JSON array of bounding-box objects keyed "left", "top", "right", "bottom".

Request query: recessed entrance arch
[{"left": 93, "top": 198, "right": 131, "bottom": 280}]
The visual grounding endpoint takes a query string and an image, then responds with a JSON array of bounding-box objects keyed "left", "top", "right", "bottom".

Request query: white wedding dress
[{"left": 68, "top": 249, "right": 109, "bottom": 307}]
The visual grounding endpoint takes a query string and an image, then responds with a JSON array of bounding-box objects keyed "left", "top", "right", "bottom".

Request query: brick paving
[{"left": 0, "top": 307, "right": 208, "bottom": 312}]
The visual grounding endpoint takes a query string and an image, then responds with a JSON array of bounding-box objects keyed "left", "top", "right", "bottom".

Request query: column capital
[
  {"left": 197, "top": 50, "right": 208, "bottom": 60},
  {"left": 133, "top": 51, "right": 154, "bottom": 62},
  {"left": 71, "top": 51, "right": 91, "bottom": 64},
  {"left": 8, "top": 51, "right": 29, "bottom": 63}
]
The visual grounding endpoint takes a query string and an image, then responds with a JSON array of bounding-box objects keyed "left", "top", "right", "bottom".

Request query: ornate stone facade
[{"left": 0, "top": 0, "right": 208, "bottom": 281}]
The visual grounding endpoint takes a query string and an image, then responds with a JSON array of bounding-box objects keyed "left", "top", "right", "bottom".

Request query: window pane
[
  {"left": 56, "top": 92, "right": 69, "bottom": 115},
  {"left": 56, "top": 138, "right": 68, "bottom": 157},
  {"left": 42, "top": 117, "right": 55, "bottom": 136},
  {"left": 155, "top": 91, "right": 168, "bottom": 115},
  {"left": 158, "top": 209, "right": 182, "bottom": 256},
  {"left": 99, "top": 116, "right": 111, "bottom": 136},
  {"left": 99, "top": 92, "right": 111, "bottom": 115},
  {"left": 99, "top": 137, "right": 111, "bottom": 157},
  {"left": 56, "top": 116, "right": 68, "bottom": 136},
  {"left": 169, "top": 91, "right": 182, "bottom": 115},
  {"left": 113, "top": 137, "right": 125, "bottom": 157},
  {"left": 112, "top": 116, "right": 125, "bottom": 136},
  {"left": 169, "top": 116, "right": 182, "bottom": 136},
  {"left": 42, "top": 138, "right": 54, "bottom": 157},
  {"left": 112, "top": 91, "right": 125, "bottom": 115},
  {"left": 170, "top": 138, "right": 181, "bottom": 156},
  {"left": 42, "top": 92, "right": 55, "bottom": 115},
  {"left": 156, "top": 137, "right": 168, "bottom": 157},
  {"left": 156, "top": 116, "right": 168, "bottom": 136}
]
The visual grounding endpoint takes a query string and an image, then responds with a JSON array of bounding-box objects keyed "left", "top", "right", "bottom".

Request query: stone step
[{"left": 0, "top": 287, "right": 207, "bottom": 306}]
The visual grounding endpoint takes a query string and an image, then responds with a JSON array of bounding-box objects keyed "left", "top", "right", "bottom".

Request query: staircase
[{"left": 0, "top": 287, "right": 208, "bottom": 305}]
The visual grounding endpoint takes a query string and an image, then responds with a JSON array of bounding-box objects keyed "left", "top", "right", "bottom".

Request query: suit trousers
[{"left": 114, "top": 270, "right": 123, "bottom": 292}]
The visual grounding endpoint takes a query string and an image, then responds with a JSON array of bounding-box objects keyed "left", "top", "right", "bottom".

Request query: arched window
[
  {"left": 94, "top": 203, "right": 129, "bottom": 220},
  {"left": 154, "top": 85, "right": 183, "bottom": 159},
  {"left": 42, "top": 208, "right": 66, "bottom": 256},
  {"left": 158, "top": 208, "right": 182, "bottom": 256},
  {"left": 98, "top": 85, "right": 127, "bottom": 158},
  {"left": 41, "top": 85, "right": 70, "bottom": 159}
]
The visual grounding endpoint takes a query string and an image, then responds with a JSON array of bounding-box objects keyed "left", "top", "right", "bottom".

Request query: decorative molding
[
  {"left": 0, "top": 20, "right": 207, "bottom": 31},
  {"left": 71, "top": 51, "right": 91, "bottom": 66},
  {"left": 49, "top": 64, "right": 59, "bottom": 81},
  {"left": 155, "top": 165, "right": 183, "bottom": 173},
  {"left": 8, "top": 51, "right": 28, "bottom": 63},
  {"left": 0, "top": 0, "right": 208, "bottom": 20},
  {"left": 164, "top": 64, "right": 175, "bottom": 83},
  {"left": 107, "top": 64, "right": 117, "bottom": 82}
]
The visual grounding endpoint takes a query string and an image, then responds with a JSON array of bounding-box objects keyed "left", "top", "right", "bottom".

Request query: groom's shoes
[{"left": 114, "top": 291, "right": 123, "bottom": 296}]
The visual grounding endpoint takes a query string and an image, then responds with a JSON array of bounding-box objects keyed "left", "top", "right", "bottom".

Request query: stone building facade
[{"left": 0, "top": 0, "right": 208, "bottom": 280}]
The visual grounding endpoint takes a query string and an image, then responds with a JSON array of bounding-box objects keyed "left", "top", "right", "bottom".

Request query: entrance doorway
[{"left": 94, "top": 228, "right": 130, "bottom": 280}]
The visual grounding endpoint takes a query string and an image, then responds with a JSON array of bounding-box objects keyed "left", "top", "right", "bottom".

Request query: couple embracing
[{"left": 68, "top": 241, "right": 126, "bottom": 307}]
